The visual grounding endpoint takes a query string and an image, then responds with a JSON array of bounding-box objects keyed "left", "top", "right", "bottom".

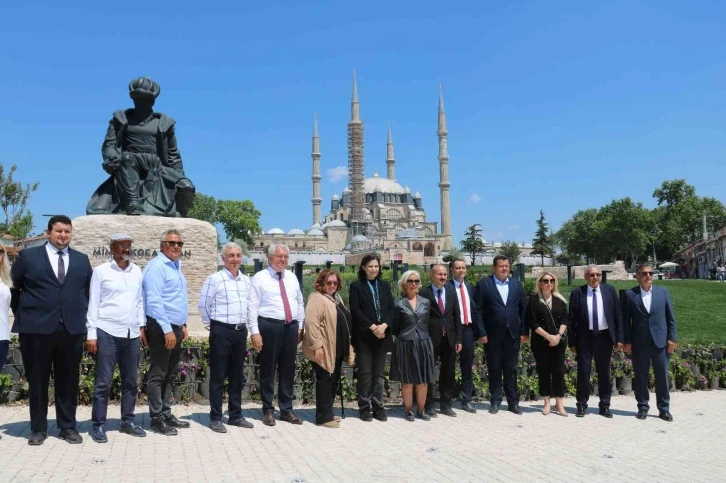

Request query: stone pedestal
[{"left": 71, "top": 215, "right": 218, "bottom": 335}]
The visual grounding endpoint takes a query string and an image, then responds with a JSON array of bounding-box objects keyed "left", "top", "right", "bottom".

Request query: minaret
[
  {"left": 311, "top": 114, "right": 322, "bottom": 225},
  {"left": 386, "top": 122, "right": 396, "bottom": 180},
  {"left": 437, "top": 84, "right": 453, "bottom": 250},
  {"left": 348, "top": 71, "right": 365, "bottom": 230}
]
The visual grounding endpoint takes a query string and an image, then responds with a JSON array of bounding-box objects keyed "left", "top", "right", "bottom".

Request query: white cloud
[
  {"left": 508, "top": 224, "right": 520, "bottom": 231},
  {"left": 468, "top": 193, "right": 481, "bottom": 203},
  {"left": 326, "top": 166, "right": 348, "bottom": 183}
]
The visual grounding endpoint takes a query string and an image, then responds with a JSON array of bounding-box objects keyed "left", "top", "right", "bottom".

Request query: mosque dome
[
  {"left": 287, "top": 228, "right": 305, "bottom": 236},
  {"left": 363, "top": 170, "right": 405, "bottom": 194},
  {"left": 414, "top": 191, "right": 422, "bottom": 198},
  {"left": 351, "top": 235, "right": 369, "bottom": 242},
  {"left": 307, "top": 228, "right": 324, "bottom": 236},
  {"left": 266, "top": 228, "right": 285, "bottom": 235},
  {"left": 310, "top": 223, "right": 322, "bottom": 230},
  {"left": 332, "top": 193, "right": 339, "bottom": 200},
  {"left": 327, "top": 220, "right": 346, "bottom": 228}
]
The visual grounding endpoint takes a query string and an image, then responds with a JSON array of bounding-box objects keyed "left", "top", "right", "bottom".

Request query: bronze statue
[{"left": 87, "top": 77, "right": 195, "bottom": 217}]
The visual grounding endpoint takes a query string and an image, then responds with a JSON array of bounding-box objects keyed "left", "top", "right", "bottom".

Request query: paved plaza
[{"left": 0, "top": 391, "right": 724, "bottom": 482}]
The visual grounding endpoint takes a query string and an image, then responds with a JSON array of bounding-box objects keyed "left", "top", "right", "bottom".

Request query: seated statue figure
[{"left": 87, "top": 77, "right": 195, "bottom": 217}]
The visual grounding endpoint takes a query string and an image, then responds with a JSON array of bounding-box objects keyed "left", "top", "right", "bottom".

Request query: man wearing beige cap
[{"left": 86, "top": 233, "right": 146, "bottom": 442}]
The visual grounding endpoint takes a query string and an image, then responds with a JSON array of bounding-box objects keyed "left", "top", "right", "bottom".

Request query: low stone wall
[{"left": 532, "top": 261, "right": 631, "bottom": 281}]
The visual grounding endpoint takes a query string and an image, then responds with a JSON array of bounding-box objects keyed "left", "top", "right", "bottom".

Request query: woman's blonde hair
[
  {"left": 397, "top": 270, "right": 421, "bottom": 293},
  {"left": 0, "top": 249, "right": 12, "bottom": 287},
  {"left": 534, "top": 271, "right": 566, "bottom": 303}
]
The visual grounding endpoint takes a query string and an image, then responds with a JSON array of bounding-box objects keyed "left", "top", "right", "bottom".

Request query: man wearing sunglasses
[
  {"left": 568, "top": 265, "right": 623, "bottom": 418},
  {"left": 142, "top": 229, "right": 190, "bottom": 435},
  {"left": 622, "top": 263, "right": 678, "bottom": 422}
]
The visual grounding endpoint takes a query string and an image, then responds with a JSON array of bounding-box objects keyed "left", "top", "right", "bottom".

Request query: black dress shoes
[
  {"left": 59, "top": 428, "right": 83, "bottom": 444},
  {"left": 404, "top": 411, "right": 415, "bottom": 422},
  {"left": 488, "top": 405, "right": 500, "bottom": 415},
  {"left": 576, "top": 407, "right": 586, "bottom": 418},
  {"left": 263, "top": 411, "right": 276, "bottom": 426},
  {"left": 150, "top": 419, "right": 178, "bottom": 436},
  {"left": 165, "top": 414, "right": 190, "bottom": 428},
  {"left": 507, "top": 405, "right": 523, "bottom": 415},
  {"left": 90, "top": 426, "right": 107, "bottom": 443},
  {"left": 425, "top": 407, "right": 438, "bottom": 418},
  {"left": 658, "top": 411, "right": 673, "bottom": 422},
  {"left": 359, "top": 409, "right": 373, "bottom": 422},
  {"left": 119, "top": 423, "right": 147, "bottom": 437},
  {"left": 416, "top": 411, "right": 431, "bottom": 421},
  {"left": 28, "top": 431, "right": 47, "bottom": 446},
  {"left": 372, "top": 408, "right": 388, "bottom": 422},
  {"left": 462, "top": 403, "right": 477, "bottom": 414},
  {"left": 440, "top": 406, "right": 457, "bottom": 417},
  {"left": 636, "top": 409, "right": 648, "bottom": 420},
  {"left": 227, "top": 417, "right": 254, "bottom": 428},
  {"left": 599, "top": 408, "right": 613, "bottom": 419},
  {"left": 280, "top": 411, "right": 303, "bottom": 425}
]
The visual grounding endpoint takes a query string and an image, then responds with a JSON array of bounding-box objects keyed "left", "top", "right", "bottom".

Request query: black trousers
[
  {"left": 92, "top": 329, "right": 140, "bottom": 428},
  {"left": 532, "top": 343, "right": 566, "bottom": 397},
  {"left": 209, "top": 322, "right": 248, "bottom": 421},
  {"left": 258, "top": 318, "right": 298, "bottom": 413},
  {"left": 576, "top": 331, "right": 613, "bottom": 409},
  {"left": 146, "top": 319, "right": 183, "bottom": 422},
  {"left": 633, "top": 338, "right": 671, "bottom": 413},
  {"left": 426, "top": 338, "right": 456, "bottom": 410},
  {"left": 486, "top": 333, "right": 521, "bottom": 407},
  {"left": 313, "top": 357, "right": 342, "bottom": 424},
  {"left": 19, "top": 324, "right": 84, "bottom": 433},
  {"left": 355, "top": 338, "right": 387, "bottom": 411},
  {"left": 458, "top": 325, "right": 476, "bottom": 404}
]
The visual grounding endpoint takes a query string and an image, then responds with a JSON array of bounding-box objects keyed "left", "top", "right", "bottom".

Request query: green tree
[
  {"left": 531, "top": 209, "right": 553, "bottom": 266},
  {"left": 187, "top": 193, "right": 218, "bottom": 225},
  {"left": 460, "top": 224, "right": 485, "bottom": 265},
  {"left": 553, "top": 208, "right": 601, "bottom": 262},
  {"left": 0, "top": 163, "right": 39, "bottom": 240},
  {"left": 442, "top": 247, "right": 463, "bottom": 264},
  {"left": 597, "top": 197, "right": 652, "bottom": 269},
  {"left": 498, "top": 240, "right": 521, "bottom": 265},
  {"left": 216, "top": 200, "right": 262, "bottom": 247}
]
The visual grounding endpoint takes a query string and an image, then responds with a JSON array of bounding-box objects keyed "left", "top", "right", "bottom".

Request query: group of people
[{"left": 4, "top": 215, "right": 679, "bottom": 445}]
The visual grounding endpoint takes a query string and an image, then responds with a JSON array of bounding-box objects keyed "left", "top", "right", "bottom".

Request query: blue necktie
[{"left": 592, "top": 288, "right": 599, "bottom": 332}]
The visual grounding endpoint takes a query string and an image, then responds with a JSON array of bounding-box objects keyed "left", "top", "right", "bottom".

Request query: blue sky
[{"left": 2, "top": 1, "right": 725, "bottom": 245}]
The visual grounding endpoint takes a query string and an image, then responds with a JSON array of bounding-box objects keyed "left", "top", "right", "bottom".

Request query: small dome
[
  {"left": 310, "top": 223, "right": 322, "bottom": 230},
  {"left": 363, "top": 207, "right": 371, "bottom": 214},
  {"left": 414, "top": 191, "right": 421, "bottom": 198},
  {"left": 405, "top": 186, "right": 411, "bottom": 194},
  {"left": 307, "top": 228, "right": 324, "bottom": 236},
  {"left": 493, "top": 242, "right": 502, "bottom": 248},
  {"left": 267, "top": 228, "right": 285, "bottom": 235},
  {"left": 343, "top": 186, "right": 350, "bottom": 193},
  {"left": 332, "top": 193, "right": 339, "bottom": 200},
  {"left": 287, "top": 228, "right": 305, "bottom": 236},
  {"left": 351, "top": 235, "right": 368, "bottom": 242},
  {"left": 327, "top": 220, "right": 346, "bottom": 228}
]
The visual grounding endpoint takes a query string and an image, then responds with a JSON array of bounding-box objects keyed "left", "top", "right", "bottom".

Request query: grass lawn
[{"left": 558, "top": 279, "right": 726, "bottom": 345}]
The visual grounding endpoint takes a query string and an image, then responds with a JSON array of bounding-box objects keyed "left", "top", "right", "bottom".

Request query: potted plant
[
  {"left": 694, "top": 375, "right": 708, "bottom": 390},
  {"left": 707, "top": 371, "right": 720, "bottom": 390}
]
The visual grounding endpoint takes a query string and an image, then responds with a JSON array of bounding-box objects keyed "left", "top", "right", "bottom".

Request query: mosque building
[{"left": 251, "top": 73, "right": 453, "bottom": 265}]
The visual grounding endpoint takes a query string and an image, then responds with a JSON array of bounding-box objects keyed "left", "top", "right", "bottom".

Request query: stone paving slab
[{"left": 0, "top": 391, "right": 724, "bottom": 482}]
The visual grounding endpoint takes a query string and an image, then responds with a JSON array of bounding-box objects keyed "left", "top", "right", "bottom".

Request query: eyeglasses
[
  {"left": 163, "top": 241, "right": 184, "bottom": 247},
  {"left": 0, "top": 250, "right": 5, "bottom": 254},
  {"left": 115, "top": 243, "right": 132, "bottom": 249},
  {"left": 640, "top": 271, "right": 654, "bottom": 277},
  {"left": 325, "top": 281, "right": 339, "bottom": 286},
  {"left": 586, "top": 273, "right": 601, "bottom": 278},
  {"left": 406, "top": 279, "right": 421, "bottom": 285},
  {"left": 540, "top": 279, "right": 554, "bottom": 284}
]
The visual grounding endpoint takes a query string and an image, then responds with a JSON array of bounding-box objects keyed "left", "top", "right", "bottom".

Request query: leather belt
[{"left": 211, "top": 320, "right": 247, "bottom": 331}]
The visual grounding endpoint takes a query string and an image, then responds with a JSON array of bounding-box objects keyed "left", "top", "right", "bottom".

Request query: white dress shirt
[
  {"left": 494, "top": 276, "right": 509, "bottom": 306},
  {"left": 198, "top": 268, "right": 251, "bottom": 325},
  {"left": 431, "top": 284, "right": 446, "bottom": 311},
  {"left": 587, "top": 285, "right": 608, "bottom": 330},
  {"left": 87, "top": 260, "right": 145, "bottom": 339},
  {"left": 45, "top": 242, "right": 69, "bottom": 278},
  {"left": 641, "top": 287, "right": 652, "bottom": 313},
  {"left": 248, "top": 267, "right": 305, "bottom": 335},
  {"left": 0, "top": 281, "right": 10, "bottom": 341},
  {"left": 453, "top": 279, "right": 470, "bottom": 324}
]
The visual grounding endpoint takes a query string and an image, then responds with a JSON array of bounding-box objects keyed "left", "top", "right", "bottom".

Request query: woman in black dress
[
  {"left": 388, "top": 270, "right": 435, "bottom": 422},
  {"left": 527, "top": 272, "right": 569, "bottom": 416},
  {"left": 349, "top": 254, "right": 395, "bottom": 422}
]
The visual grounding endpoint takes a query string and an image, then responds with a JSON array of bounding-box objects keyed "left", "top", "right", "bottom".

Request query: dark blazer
[
  {"left": 10, "top": 244, "right": 93, "bottom": 335},
  {"left": 622, "top": 285, "right": 678, "bottom": 349},
  {"left": 526, "top": 294, "right": 569, "bottom": 351},
  {"left": 349, "top": 279, "right": 395, "bottom": 347},
  {"left": 568, "top": 283, "right": 623, "bottom": 347},
  {"left": 473, "top": 275, "right": 528, "bottom": 340},
  {"left": 421, "top": 284, "right": 462, "bottom": 348},
  {"left": 388, "top": 296, "right": 432, "bottom": 342},
  {"left": 446, "top": 279, "right": 486, "bottom": 340}
]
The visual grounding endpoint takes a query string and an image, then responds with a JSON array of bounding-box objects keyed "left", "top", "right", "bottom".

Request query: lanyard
[{"left": 367, "top": 280, "right": 381, "bottom": 322}]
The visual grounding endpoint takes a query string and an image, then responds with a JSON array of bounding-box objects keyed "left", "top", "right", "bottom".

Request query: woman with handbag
[
  {"left": 303, "top": 269, "right": 356, "bottom": 428},
  {"left": 527, "top": 272, "right": 569, "bottom": 416}
]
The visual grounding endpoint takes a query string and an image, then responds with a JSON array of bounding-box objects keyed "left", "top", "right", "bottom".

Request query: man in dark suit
[
  {"left": 10, "top": 215, "right": 93, "bottom": 445},
  {"left": 568, "top": 264, "right": 623, "bottom": 418},
  {"left": 448, "top": 259, "right": 486, "bottom": 413},
  {"left": 474, "top": 256, "right": 528, "bottom": 414},
  {"left": 421, "top": 264, "right": 462, "bottom": 417},
  {"left": 623, "top": 263, "right": 678, "bottom": 422}
]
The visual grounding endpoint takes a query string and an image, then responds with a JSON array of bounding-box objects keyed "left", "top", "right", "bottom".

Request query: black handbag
[{"left": 540, "top": 297, "right": 567, "bottom": 347}]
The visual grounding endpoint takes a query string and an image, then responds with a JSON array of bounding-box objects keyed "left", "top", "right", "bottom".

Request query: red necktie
[
  {"left": 277, "top": 272, "right": 293, "bottom": 323},
  {"left": 460, "top": 283, "right": 470, "bottom": 325},
  {"left": 437, "top": 289, "right": 446, "bottom": 335}
]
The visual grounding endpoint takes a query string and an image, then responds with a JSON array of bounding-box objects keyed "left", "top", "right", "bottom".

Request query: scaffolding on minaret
[{"left": 348, "top": 71, "right": 367, "bottom": 237}]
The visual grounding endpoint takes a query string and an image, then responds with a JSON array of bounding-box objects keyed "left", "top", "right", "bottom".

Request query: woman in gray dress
[{"left": 388, "top": 270, "right": 435, "bottom": 422}]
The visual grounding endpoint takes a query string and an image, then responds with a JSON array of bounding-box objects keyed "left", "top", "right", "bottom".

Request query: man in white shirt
[
  {"left": 86, "top": 233, "right": 146, "bottom": 443},
  {"left": 198, "top": 242, "right": 254, "bottom": 433},
  {"left": 248, "top": 243, "right": 305, "bottom": 426}
]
